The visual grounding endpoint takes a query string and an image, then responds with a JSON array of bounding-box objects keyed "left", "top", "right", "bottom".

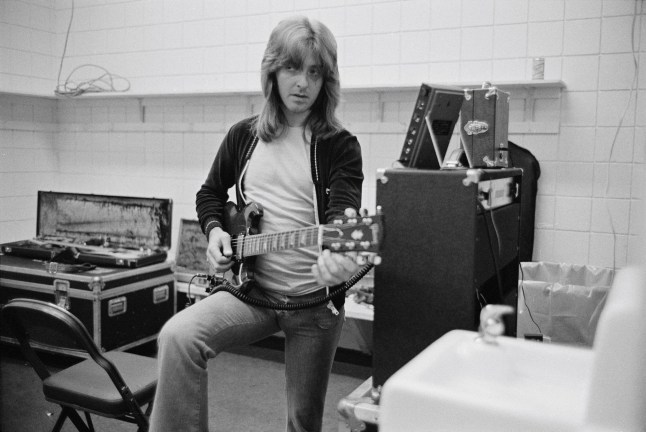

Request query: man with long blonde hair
[{"left": 150, "top": 16, "right": 364, "bottom": 432}]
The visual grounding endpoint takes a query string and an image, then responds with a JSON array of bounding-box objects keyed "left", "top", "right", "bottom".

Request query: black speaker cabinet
[{"left": 372, "top": 168, "right": 522, "bottom": 389}]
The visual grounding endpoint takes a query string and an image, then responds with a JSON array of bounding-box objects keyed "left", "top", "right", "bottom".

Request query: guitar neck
[{"left": 237, "top": 226, "right": 321, "bottom": 257}]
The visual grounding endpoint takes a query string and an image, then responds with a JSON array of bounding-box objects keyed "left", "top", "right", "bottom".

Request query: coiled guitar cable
[{"left": 187, "top": 262, "right": 374, "bottom": 310}]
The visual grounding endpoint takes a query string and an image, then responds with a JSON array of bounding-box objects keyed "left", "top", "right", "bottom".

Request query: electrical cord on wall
[
  {"left": 478, "top": 198, "right": 544, "bottom": 333},
  {"left": 519, "top": 263, "right": 542, "bottom": 333},
  {"left": 602, "top": 0, "right": 642, "bottom": 271},
  {"left": 477, "top": 201, "right": 504, "bottom": 304},
  {"left": 55, "top": 0, "right": 131, "bottom": 97}
]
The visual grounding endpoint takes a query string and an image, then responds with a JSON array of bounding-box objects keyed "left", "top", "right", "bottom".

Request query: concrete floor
[{"left": 0, "top": 341, "right": 372, "bottom": 432}]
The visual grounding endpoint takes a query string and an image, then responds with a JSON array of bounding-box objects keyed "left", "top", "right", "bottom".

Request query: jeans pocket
[{"left": 313, "top": 304, "right": 343, "bottom": 330}]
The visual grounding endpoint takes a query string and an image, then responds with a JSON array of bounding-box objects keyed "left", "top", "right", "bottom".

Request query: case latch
[
  {"left": 53, "top": 279, "right": 71, "bottom": 310},
  {"left": 108, "top": 296, "right": 127, "bottom": 317},
  {"left": 153, "top": 285, "right": 169, "bottom": 304}
]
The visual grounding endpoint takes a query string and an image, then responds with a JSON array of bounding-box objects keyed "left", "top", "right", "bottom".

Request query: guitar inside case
[{"left": 1, "top": 191, "right": 172, "bottom": 269}]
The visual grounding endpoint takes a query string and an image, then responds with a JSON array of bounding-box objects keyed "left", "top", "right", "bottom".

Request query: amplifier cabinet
[
  {"left": 372, "top": 168, "right": 522, "bottom": 388},
  {"left": 0, "top": 254, "right": 175, "bottom": 356}
]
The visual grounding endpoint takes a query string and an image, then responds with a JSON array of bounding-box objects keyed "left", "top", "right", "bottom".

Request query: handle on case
[
  {"left": 108, "top": 296, "right": 127, "bottom": 317},
  {"left": 152, "top": 285, "right": 169, "bottom": 304}
]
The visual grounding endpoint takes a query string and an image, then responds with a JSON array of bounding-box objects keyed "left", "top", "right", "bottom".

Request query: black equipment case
[
  {"left": 0, "top": 191, "right": 175, "bottom": 356},
  {"left": 0, "top": 256, "right": 174, "bottom": 355},
  {"left": 460, "top": 84, "right": 511, "bottom": 169}
]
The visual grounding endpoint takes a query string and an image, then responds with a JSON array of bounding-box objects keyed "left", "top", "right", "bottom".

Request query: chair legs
[
  {"left": 50, "top": 403, "right": 151, "bottom": 432},
  {"left": 52, "top": 406, "right": 92, "bottom": 432},
  {"left": 135, "top": 402, "right": 152, "bottom": 432},
  {"left": 51, "top": 408, "right": 67, "bottom": 432},
  {"left": 144, "top": 400, "right": 154, "bottom": 417},
  {"left": 133, "top": 401, "right": 152, "bottom": 432},
  {"left": 84, "top": 411, "right": 95, "bottom": 432}
]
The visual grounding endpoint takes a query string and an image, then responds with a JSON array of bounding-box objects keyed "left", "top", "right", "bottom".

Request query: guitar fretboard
[{"left": 235, "top": 226, "right": 322, "bottom": 257}]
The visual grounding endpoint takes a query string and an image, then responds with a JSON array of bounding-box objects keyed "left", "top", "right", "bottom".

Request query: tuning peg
[
  {"left": 344, "top": 207, "right": 357, "bottom": 218},
  {"left": 329, "top": 242, "right": 342, "bottom": 250},
  {"left": 356, "top": 253, "right": 382, "bottom": 266},
  {"left": 343, "top": 242, "right": 356, "bottom": 250},
  {"left": 361, "top": 216, "right": 373, "bottom": 225}
]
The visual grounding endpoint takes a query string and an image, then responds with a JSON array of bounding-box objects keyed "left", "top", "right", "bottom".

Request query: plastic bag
[{"left": 517, "top": 261, "right": 614, "bottom": 347}]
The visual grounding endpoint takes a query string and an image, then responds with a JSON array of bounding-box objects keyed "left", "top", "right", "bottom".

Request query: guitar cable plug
[
  {"left": 185, "top": 273, "right": 221, "bottom": 307},
  {"left": 190, "top": 273, "right": 223, "bottom": 293}
]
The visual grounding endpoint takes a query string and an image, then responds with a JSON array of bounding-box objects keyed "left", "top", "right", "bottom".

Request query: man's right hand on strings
[{"left": 207, "top": 227, "right": 234, "bottom": 273}]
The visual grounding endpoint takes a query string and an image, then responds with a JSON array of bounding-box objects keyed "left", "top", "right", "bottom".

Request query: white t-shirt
[{"left": 242, "top": 126, "right": 321, "bottom": 295}]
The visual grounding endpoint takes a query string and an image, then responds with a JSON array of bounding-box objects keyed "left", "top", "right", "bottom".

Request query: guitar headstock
[{"left": 322, "top": 208, "right": 383, "bottom": 259}]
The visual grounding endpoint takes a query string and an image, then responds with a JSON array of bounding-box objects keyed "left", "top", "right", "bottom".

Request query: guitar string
[
  {"left": 227, "top": 225, "right": 373, "bottom": 244},
  {"left": 228, "top": 232, "right": 375, "bottom": 244},
  {"left": 227, "top": 225, "right": 378, "bottom": 254}
]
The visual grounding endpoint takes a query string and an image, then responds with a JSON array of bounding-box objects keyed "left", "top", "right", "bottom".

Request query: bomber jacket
[
  {"left": 195, "top": 116, "right": 364, "bottom": 304},
  {"left": 196, "top": 116, "right": 363, "bottom": 236}
]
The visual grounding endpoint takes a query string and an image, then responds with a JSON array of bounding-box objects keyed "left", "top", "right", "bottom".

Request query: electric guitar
[{"left": 222, "top": 201, "right": 383, "bottom": 287}]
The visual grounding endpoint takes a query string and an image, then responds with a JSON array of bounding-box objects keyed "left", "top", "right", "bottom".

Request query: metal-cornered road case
[
  {"left": 0, "top": 255, "right": 174, "bottom": 356},
  {"left": 0, "top": 191, "right": 175, "bottom": 356}
]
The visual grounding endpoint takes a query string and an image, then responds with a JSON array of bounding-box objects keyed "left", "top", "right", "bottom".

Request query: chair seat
[{"left": 43, "top": 351, "right": 157, "bottom": 417}]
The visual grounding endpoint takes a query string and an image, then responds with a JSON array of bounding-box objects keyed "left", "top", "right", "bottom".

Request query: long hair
[{"left": 253, "top": 16, "right": 342, "bottom": 142}]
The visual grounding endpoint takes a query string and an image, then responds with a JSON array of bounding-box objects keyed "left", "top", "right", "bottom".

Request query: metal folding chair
[{"left": 1, "top": 298, "right": 158, "bottom": 432}]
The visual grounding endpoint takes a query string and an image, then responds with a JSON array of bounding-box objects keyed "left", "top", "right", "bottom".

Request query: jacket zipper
[{"left": 312, "top": 137, "right": 319, "bottom": 184}]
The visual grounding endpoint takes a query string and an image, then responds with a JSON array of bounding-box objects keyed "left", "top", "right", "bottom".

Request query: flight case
[{"left": 0, "top": 191, "right": 174, "bottom": 356}]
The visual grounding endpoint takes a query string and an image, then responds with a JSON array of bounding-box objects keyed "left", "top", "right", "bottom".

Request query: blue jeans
[{"left": 149, "top": 288, "right": 345, "bottom": 432}]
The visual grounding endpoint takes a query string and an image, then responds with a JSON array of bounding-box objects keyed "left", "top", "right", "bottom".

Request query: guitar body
[{"left": 223, "top": 201, "right": 263, "bottom": 286}]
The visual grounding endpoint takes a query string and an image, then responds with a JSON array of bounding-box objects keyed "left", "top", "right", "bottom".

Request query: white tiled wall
[
  {"left": 0, "top": 94, "right": 59, "bottom": 240},
  {"left": 0, "top": 0, "right": 57, "bottom": 95},
  {"left": 1, "top": 0, "right": 645, "bottom": 271},
  {"left": 4, "top": 0, "right": 624, "bottom": 95}
]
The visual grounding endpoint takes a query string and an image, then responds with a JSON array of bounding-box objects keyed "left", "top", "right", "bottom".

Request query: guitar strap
[{"left": 236, "top": 135, "right": 259, "bottom": 207}]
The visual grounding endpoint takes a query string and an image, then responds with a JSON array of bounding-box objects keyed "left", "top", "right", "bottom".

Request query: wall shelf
[
  {"left": 344, "top": 80, "right": 566, "bottom": 135},
  {"left": 343, "top": 80, "right": 566, "bottom": 93},
  {"left": 3, "top": 80, "right": 566, "bottom": 135},
  {"left": 1, "top": 80, "right": 565, "bottom": 101}
]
